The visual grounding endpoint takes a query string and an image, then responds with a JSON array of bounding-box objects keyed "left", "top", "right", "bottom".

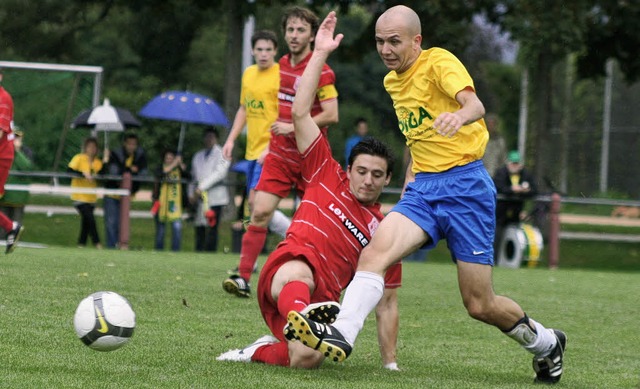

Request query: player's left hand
[
  {"left": 314, "top": 11, "right": 344, "bottom": 54},
  {"left": 433, "top": 112, "right": 464, "bottom": 137}
]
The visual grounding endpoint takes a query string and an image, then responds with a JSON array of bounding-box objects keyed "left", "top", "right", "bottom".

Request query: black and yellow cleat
[
  {"left": 286, "top": 310, "right": 352, "bottom": 362},
  {"left": 302, "top": 301, "right": 340, "bottom": 324},
  {"left": 222, "top": 275, "right": 251, "bottom": 298}
]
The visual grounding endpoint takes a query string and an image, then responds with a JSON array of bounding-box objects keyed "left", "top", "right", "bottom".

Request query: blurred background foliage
[{"left": 0, "top": 0, "right": 639, "bottom": 195}]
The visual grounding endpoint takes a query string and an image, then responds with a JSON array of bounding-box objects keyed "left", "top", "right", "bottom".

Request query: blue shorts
[
  {"left": 245, "top": 160, "right": 263, "bottom": 193},
  {"left": 391, "top": 160, "right": 496, "bottom": 265}
]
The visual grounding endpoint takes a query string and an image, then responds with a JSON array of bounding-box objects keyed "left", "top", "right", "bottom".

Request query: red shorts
[
  {"left": 0, "top": 134, "right": 15, "bottom": 196},
  {"left": 254, "top": 152, "right": 306, "bottom": 198},
  {"left": 256, "top": 241, "right": 403, "bottom": 342},
  {"left": 257, "top": 242, "right": 340, "bottom": 342}
]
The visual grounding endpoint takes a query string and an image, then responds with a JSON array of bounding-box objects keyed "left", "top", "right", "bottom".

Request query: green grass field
[{"left": 1, "top": 246, "right": 639, "bottom": 388}]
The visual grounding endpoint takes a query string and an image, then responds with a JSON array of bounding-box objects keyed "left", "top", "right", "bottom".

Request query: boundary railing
[{"left": 7, "top": 171, "right": 640, "bottom": 266}]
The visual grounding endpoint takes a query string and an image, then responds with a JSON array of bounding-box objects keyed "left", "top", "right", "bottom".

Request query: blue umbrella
[{"left": 138, "top": 91, "right": 229, "bottom": 152}]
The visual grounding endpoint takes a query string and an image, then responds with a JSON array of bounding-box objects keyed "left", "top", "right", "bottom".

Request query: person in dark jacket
[
  {"left": 493, "top": 150, "right": 537, "bottom": 229},
  {"left": 101, "top": 133, "right": 147, "bottom": 249}
]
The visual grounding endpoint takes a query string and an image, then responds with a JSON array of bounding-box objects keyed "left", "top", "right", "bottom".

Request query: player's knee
[
  {"left": 251, "top": 208, "right": 274, "bottom": 226},
  {"left": 358, "top": 246, "right": 390, "bottom": 273},
  {"left": 464, "top": 298, "right": 491, "bottom": 322}
]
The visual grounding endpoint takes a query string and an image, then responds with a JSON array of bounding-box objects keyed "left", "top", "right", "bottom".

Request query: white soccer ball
[{"left": 73, "top": 291, "right": 136, "bottom": 351}]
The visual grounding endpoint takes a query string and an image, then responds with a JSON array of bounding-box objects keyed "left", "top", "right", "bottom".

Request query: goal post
[{"left": 0, "top": 61, "right": 103, "bottom": 172}]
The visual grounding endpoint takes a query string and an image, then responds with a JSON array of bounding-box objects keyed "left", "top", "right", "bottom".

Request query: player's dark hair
[
  {"left": 281, "top": 6, "right": 319, "bottom": 47},
  {"left": 251, "top": 30, "right": 278, "bottom": 49},
  {"left": 348, "top": 137, "right": 395, "bottom": 176}
]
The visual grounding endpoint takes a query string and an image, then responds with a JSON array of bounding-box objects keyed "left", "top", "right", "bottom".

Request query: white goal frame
[{"left": 0, "top": 60, "right": 103, "bottom": 107}]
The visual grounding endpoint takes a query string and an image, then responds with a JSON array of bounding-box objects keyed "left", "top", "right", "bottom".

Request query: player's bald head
[{"left": 376, "top": 5, "right": 421, "bottom": 36}]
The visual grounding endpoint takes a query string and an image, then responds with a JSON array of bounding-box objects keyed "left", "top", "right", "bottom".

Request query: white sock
[
  {"left": 268, "top": 210, "right": 291, "bottom": 238},
  {"left": 333, "top": 271, "right": 384, "bottom": 345},
  {"left": 506, "top": 317, "right": 557, "bottom": 357}
]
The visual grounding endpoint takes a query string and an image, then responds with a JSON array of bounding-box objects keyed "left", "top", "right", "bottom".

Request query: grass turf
[{"left": 1, "top": 246, "right": 639, "bottom": 388}]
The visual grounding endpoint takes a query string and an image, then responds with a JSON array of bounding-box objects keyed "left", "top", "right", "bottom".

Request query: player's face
[
  {"left": 347, "top": 155, "right": 391, "bottom": 206},
  {"left": 252, "top": 39, "right": 277, "bottom": 70},
  {"left": 284, "top": 17, "right": 313, "bottom": 57},
  {"left": 375, "top": 19, "right": 420, "bottom": 73}
]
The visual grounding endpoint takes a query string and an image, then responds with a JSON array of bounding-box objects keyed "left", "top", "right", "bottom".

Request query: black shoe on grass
[
  {"left": 222, "top": 275, "right": 251, "bottom": 298},
  {"left": 286, "top": 311, "right": 352, "bottom": 362},
  {"left": 284, "top": 301, "right": 340, "bottom": 341},
  {"left": 533, "top": 329, "right": 567, "bottom": 384},
  {"left": 5, "top": 222, "right": 24, "bottom": 254}
]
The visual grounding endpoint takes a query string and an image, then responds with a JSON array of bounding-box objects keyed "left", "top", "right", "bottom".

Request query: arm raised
[{"left": 291, "top": 11, "right": 343, "bottom": 153}]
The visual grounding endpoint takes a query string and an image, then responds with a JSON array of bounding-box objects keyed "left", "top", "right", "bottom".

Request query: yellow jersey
[
  {"left": 240, "top": 63, "right": 280, "bottom": 160},
  {"left": 384, "top": 48, "right": 488, "bottom": 173},
  {"left": 68, "top": 153, "right": 103, "bottom": 203}
]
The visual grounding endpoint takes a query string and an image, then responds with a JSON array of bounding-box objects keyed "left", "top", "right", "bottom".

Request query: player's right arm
[
  {"left": 223, "top": 105, "right": 247, "bottom": 160},
  {"left": 291, "top": 11, "right": 343, "bottom": 154}
]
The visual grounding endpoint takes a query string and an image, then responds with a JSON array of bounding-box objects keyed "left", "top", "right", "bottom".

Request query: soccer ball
[{"left": 73, "top": 291, "right": 136, "bottom": 351}]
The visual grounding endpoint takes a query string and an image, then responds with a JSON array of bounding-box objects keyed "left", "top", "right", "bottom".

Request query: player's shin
[
  {"left": 504, "top": 315, "right": 557, "bottom": 356},
  {"left": 333, "top": 271, "right": 384, "bottom": 345}
]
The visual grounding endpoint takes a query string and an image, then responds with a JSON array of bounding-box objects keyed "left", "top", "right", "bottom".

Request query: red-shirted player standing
[
  {"left": 217, "top": 11, "right": 400, "bottom": 369},
  {"left": 224, "top": 6, "right": 339, "bottom": 296},
  {"left": 0, "top": 68, "right": 25, "bottom": 254}
]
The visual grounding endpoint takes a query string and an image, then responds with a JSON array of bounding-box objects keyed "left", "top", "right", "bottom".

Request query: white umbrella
[{"left": 72, "top": 98, "right": 141, "bottom": 146}]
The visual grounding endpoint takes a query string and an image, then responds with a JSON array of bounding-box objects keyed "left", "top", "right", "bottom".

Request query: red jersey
[
  {"left": 0, "top": 87, "right": 14, "bottom": 134},
  {"left": 284, "top": 133, "right": 400, "bottom": 296},
  {"left": 257, "top": 133, "right": 401, "bottom": 340},
  {"left": 271, "top": 52, "right": 337, "bottom": 159}
]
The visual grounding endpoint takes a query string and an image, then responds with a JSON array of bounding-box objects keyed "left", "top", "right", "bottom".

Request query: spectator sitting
[{"left": 493, "top": 150, "right": 537, "bottom": 230}]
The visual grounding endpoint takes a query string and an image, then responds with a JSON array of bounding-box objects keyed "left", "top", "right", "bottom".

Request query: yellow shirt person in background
[
  {"left": 223, "top": 30, "right": 280, "bottom": 207},
  {"left": 67, "top": 137, "right": 103, "bottom": 248}
]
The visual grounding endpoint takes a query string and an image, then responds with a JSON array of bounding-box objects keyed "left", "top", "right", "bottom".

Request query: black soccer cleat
[
  {"left": 533, "top": 329, "right": 567, "bottom": 384},
  {"left": 222, "top": 275, "right": 251, "bottom": 298},
  {"left": 5, "top": 222, "right": 24, "bottom": 254},
  {"left": 284, "top": 301, "right": 340, "bottom": 341},
  {"left": 286, "top": 311, "right": 352, "bottom": 362},
  {"left": 302, "top": 301, "right": 340, "bottom": 324}
]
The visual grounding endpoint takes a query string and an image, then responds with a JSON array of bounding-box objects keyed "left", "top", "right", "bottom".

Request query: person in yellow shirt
[
  {"left": 68, "top": 137, "right": 103, "bottom": 248},
  {"left": 287, "top": 9, "right": 566, "bottom": 384},
  {"left": 222, "top": 29, "right": 291, "bottom": 250}
]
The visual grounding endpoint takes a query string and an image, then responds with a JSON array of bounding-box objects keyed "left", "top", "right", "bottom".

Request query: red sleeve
[
  {"left": 318, "top": 64, "right": 336, "bottom": 89},
  {"left": 300, "top": 133, "right": 340, "bottom": 188}
]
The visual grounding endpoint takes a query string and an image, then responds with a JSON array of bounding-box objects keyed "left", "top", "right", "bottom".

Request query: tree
[
  {"left": 484, "top": 0, "right": 640, "bottom": 190},
  {"left": 576, "top": 1, "right": 640, "bottom": 83}
]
